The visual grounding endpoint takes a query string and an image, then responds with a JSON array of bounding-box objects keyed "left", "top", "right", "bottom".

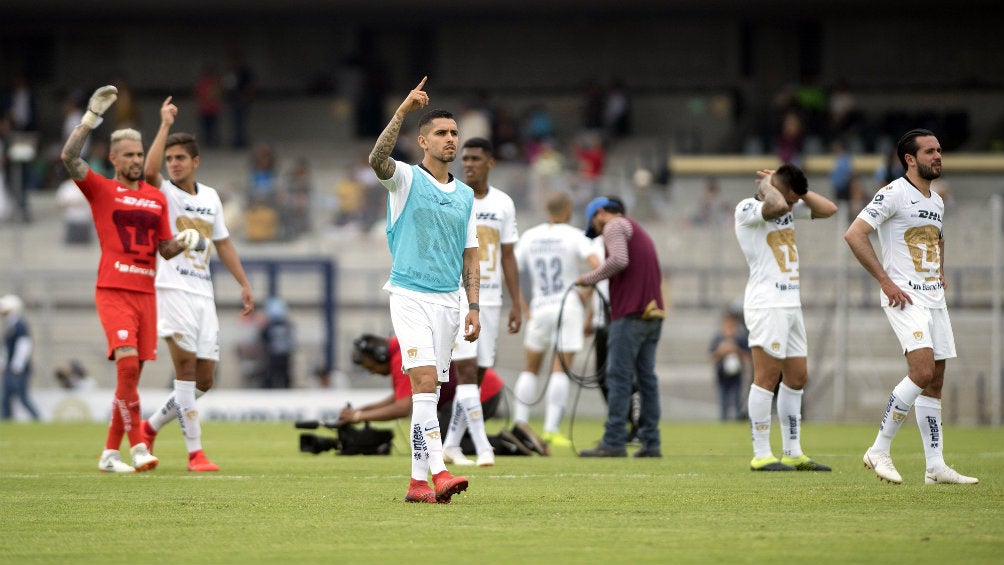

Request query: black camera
[{"left": 294, "top": 420, "right": 393, "bottom": 456}]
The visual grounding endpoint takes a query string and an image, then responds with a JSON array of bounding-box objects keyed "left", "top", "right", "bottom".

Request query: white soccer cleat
[
  {"left": 476, "top": 450, "right": 495, "bottom": 467},
  {"left": 99, "top": 450, "right": 136, "bottom": 473},
  {"left": 443, "top": 446, "right": 475, "bottom": 466},
  {"left": 863, "top": 449, "right": 902, "bottom": 484},
  {"left": 925, "top": 466, "right": 979, "bottom": 485},
  {"left": 130, "top": 443, "right": 159, "bottom": 472}
]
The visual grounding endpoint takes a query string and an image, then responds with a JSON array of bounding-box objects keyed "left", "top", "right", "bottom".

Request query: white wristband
[{"left": 80, "top": 110, "right": 103, "bottom": 129}]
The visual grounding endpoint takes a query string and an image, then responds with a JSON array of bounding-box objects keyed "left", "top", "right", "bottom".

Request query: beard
[{"left": 917, "top": 161, "right": 941, "bottom": 181}]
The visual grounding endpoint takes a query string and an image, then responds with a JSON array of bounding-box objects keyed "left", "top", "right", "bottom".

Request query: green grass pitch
[{"left": 1, "top": 420, "right": 1002, "bottom": 564}]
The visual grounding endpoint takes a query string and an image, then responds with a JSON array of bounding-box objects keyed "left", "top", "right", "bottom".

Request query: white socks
[
  {"left": 872, "top": 376, "right": 923, "bottom": 453},
  {"left": 148, "top": 385, "right": 206, "bottom": 432},
  {"left": 456, "top": 384, "right": 493, "bottom": 454},
  {"left": 748, "top": 384, "right": 774, "bottom": 459},
  {"left": 544, "top": 372, "right": 569, "bottom": 434},
  {"left": 411, "top": 393, "right": 443, "bottom": 480},
  {"left": 174, "top": 380, "right": 202, "bottom": 453},
  {"left": 777, "top": 383, "right": 803, "bottom": 458},
  {"left": 513, "top": 371, "right": 537, "bottom": 424},
  {"left": 914, "top": 395, "right": 946, "bottom": 472},
  {"left": 514, "top": 371, "right": 570, "bottom": 435}
]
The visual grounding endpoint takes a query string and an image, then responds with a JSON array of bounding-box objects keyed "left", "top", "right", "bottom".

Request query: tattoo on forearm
[
  {"left": 462, "top": 268, "right": 480, "bottom": 303},
  {"left": 369, "top": 113, "right": 404, "bottom": 179},
  {"left": 61, "top": 126, "right": 90, "bottom": 180}
]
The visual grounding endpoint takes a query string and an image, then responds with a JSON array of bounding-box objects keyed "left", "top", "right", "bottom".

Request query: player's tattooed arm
[
  {"left": 60, "top": 125, "right": 91, "bottom": 180},
  {"left": 462, "top": 247, "right": 480, "bottom": 306},
  {"left": 368, "top": 112, "right": 403, "bottom": 181}
]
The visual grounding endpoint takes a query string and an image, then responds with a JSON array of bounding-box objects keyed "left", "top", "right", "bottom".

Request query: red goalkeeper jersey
[{"left": 75, "top": 169, "right": 173, "bottom": 294}]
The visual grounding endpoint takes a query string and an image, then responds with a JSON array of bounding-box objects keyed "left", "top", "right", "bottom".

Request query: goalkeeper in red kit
[{"left": 60, "top": 86, "right": 205, "bottom": 473}]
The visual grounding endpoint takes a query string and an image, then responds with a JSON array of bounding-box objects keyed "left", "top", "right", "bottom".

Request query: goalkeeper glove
[
  {"left": 175, "top": 228, "right": 206, "bottom": 252},
  {"left": 80, "top": 85, "right": 118, "bottom": 128}
]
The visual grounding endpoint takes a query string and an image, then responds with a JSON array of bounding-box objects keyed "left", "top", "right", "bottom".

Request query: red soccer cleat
[
  {"left": 187, "top": 450, "right": 220, "bottom": 472},
  {"left": 432, "top": 471, "right": 468, "bottom": 504},
  {"left": 404, "top": 479, "right": 437, "bottom": 503},
  {"left": 140, "top": 420, "right": 158, "bottom": 455}
]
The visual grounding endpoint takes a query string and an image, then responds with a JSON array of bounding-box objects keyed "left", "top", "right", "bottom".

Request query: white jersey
[
  {"left": 155, "top": 180, "right": 229, "bottom": 299},
  {"left": 856, "top": 176, "right": 946, "bottom": 308},
  {"left": 735, "top": 197, "right": 812, "bottom": 309},
  {"left": 515, "top": 222, "right": 596, "bottom": 311},
  {"left": 471, "top": 186, "right": 519, "bottom": 307}
]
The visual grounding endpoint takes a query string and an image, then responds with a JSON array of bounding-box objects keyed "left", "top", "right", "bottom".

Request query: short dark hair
[
  {"left": 896, "top": 128, "right": 936, "bottom": 171},
  {"left": 461, "top": 137, "right": 493, "bottom": 156},
  {"left": 165, "top": 132, "right": 200, "bottom": 158},
  {"left": 418, "top": 109, "right": 455, "bottom": 133},
  {"left": 773, "top": 163, "right": 808, "bottom": 196}
]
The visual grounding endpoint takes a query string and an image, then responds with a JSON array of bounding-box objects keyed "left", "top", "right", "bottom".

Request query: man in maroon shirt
[
  {"left": 576, "top": 196, "right": 665, "bottom": 457},
  {"left": 61, "top": 85, "right": 203, "bottom": 473}
]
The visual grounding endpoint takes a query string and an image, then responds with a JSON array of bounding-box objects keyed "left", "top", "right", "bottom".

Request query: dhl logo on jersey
[{"left": 116, "top": 194, "right": 163, "bottom": 210}]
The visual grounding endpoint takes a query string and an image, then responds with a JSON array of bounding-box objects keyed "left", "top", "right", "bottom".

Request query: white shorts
[
  {"left": 523, "top": 301, "right": 585, "bottom": 353},
  {"left": 157, "top": 288, "right": 220, "bottom": 361},
  {"left": 389, "top": 293, "right": 460, "bottom": 382},
  {"left": 884, "top": 304, "right": 957, "bottom": 360},
  {"left": 744, "top": 306, "right": 807, "bottom": 360},
  {"left": 454, "top": 305, "right": 499, "bottom": 367}
]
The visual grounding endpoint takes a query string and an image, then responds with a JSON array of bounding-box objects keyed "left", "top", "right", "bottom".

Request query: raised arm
[
  {"left": 61, "top": 86, "right": 118, "bottom": 180},
  {"left": 144, "top": 96, "right": 177, "bottom": 187},
  {"left": 755, "top": 170, "right": 790, "bottom": 220},
  {"left": 801, "top": 190, "right": 838, "bottom": 219},
  {"left": 368, "top": 76, "right": 428, "bottom": 180}
]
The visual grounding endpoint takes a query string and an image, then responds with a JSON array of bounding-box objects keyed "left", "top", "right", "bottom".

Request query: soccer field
[{"left": 1, "top": 420, "right": 1001, "bottom": 565}]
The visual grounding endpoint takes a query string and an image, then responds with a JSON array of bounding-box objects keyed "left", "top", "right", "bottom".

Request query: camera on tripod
[{"left": 294, "top": 419, "right": 393, "bottom": 455}]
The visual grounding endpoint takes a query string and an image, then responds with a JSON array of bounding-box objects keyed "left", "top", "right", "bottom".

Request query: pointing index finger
[{"left": 415, "top": 76, "right": 427, "bottom": 91}]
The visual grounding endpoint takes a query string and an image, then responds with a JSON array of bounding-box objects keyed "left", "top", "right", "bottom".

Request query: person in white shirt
[
  {"left": 845, "top": 128, "right": 977, "bottom": 485},
  {"left": 140, "top": 97, "right": 255, "bottom": 472},
  {"left": 734, "top": 163, "right": 836, "bottom": 471},
  {"left": 512, "top": 191, "right": 599, "bottom": 448},
  {"left": 442, "top": 137, "right": 522, "bottom": 468}
]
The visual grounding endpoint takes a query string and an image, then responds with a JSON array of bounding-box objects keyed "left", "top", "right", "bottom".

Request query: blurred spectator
[
  {"left": 86, "top": 139, "right": 113, "bottom": 179},
  {"left": 491, "top": 104, "right": 522, "bottom": 161},
  {"left": 224, "top": 48, "right": 256, "bottom": 148},
  {"left": 603, "top": 78, "right": 632, "bottom": 141},
  {"left": 573, "top": 131, "right": 606, "bottom": 202},
  {"left": 1, "top": 294, "right": 40, "bottom": 421},
  {"left": 581, "top": 79, "right": 605, "bottom": 130},
  {"left": 709, "top": 310, "right": 750, "bottom": 421},
  {"left": 55, "top": 359, "right": 95, "bottom": 390},
  {"left": 689, "top": 176, "right": 732, "bottom": 227},
  {"left": 248, "top": 141, "right": 279, "bottom": 205},
  {"left": 794, "top": 74, "right": 827, "bottom": 137},
  {"left": 775, "top": 110, "right": 805, "bottom": 166},
  {"left": 457, "top": 95, "right": 492, "bottom": 145},
  {"left": 194, "top": 63, "right": 224, "bottom": 148},
  {"left": 236, "top": 309, "right": 268, "bottom": 387},
  {"left": 873, "top": 148, "right": 904, "bottom": 188},
  {"left": 829, "top": 138, "right": 854, "bottom": 202},
  {"left": 282, "top": 158, "right": 314, "bottom": 238},
  {"left": 110, "top": 74, "right": 140, "bottom": 130},
  {"left": 56, "top": 178, "right": 94, "bottom": 245},
  {"left": 933, "top": 178, "right": 954, "bottom": 208},
  {"left": 0, "top": 115, "right": 10, "bottom": 220},
  {"left": 2, "top": 74, "right": 38, "bottom": 132},
  {"left": 827, "top": 78, "right": 860, "bottom": 142},
  {"left": 261, "top": 296, "right": 295, "bottom": 389},
  {"left": 523, "top": 104, "right": 555, "bottom": 161}
]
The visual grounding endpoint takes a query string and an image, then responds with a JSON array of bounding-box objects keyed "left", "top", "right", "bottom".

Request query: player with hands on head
[
  {"left": 734, "top": 164, "right": 836, "bottom": 471},
  {"left": 845, "top": 128, "right": 977, "bottom": 485},
  {"left": 61, "top": 85, "right": 200, "bottom": 474},
  {"left": 138, "top": 96, "right": 255, "bottom": 472},
  {"left": 367, "top": 76, "right": 479, "bottom": 503}
]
